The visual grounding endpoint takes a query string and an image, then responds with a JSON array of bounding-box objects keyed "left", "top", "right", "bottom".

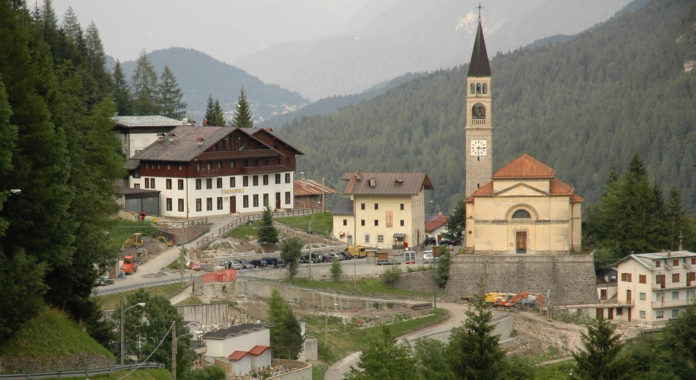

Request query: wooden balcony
[{"left": 197, "top": 149, "right": 278, "bottom": 160}]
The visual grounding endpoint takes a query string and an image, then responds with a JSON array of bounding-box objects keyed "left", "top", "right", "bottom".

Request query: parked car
[
  {"left": 424, "top": 237, "right": 437, "bottom": 246},
  {"left": 423, "top": 251, "right": 435, "bottom": 264},
  {"left": 224, "top": 260, "right": 244, "bottom": 270},
  {"left": 250, "top": 259, "right": 267, "bottom": 268},
  {"left": 300, "top": 253, "right": 322, "bottom": 263},
  {"left": 263, "top": 257, "right": 285, "bottom": 268},
  {"left": 239, "top": 260, "right": 255, "bottom": 269},
  {"left": 339, "top": 251, "right": 353, "bottom": 260},
  {"left": 96, "top": 275, "right": 114, "bottom": 286},
  {"left": 326, "top": 252, "right": 343, "bottom": 261}
]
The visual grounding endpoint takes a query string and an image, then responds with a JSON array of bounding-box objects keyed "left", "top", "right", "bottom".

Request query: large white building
[
  {"left": 124, "top": 125, "right": 302, "bottom": 218},
  {"left": 616, "top": 250, "right": 696, "bottom": 325}
]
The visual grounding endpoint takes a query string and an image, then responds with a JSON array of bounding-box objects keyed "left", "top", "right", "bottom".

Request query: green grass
[
  {"left": 306, "top": 308, "right": 448, "bottom": 364},
  {"left": 275, "top": 212, "right": 333, "bottom": 236},
  {"left": 55, "top": 368, "right": 171, "bottom": 380},
  {"left": 312, "top": 363, "right": 328, "bottom": 380},
  {"left": 97, "top": 283, "right": 187, "bottom": 310},
  {"left": 228, "top": 221, "right": 261, "bottom": 238},
  {"left": 0, "top": 307, "right": 113, "bottom": 358},
  {"left": 289, "top": 277, "right": 445, "bottom": 299},
  {"left": 103, "top": 218, "right": 157, "bottom": 252},
  {"left": 533, "top": 359, "right": 574, "bottom": 379}
]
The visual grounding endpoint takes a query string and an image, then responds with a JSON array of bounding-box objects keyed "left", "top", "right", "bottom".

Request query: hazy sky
[{"left": 49, "top": 0, "right": 396, "bottom": 63}]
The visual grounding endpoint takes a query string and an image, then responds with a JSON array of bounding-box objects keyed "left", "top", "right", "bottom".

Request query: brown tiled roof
[
  {"left": 294, "top": 180, "right": 337, "bottom": 197},
  {"left": 425, "top": 214, "right": 448, "bottom": 232},
  {"left": 341, "top": 172, "right": 433, "bottom": 195},
  {"left": 248, "top": 345, "right": 273, "bottom": 356},
  {"left": 492, "top": 154, "right": 556, "bottom": 179},
  {"left": 228, "top": 351, "right": 248, "bottom": 361},
  {"left": 247, "top": 128, "right": 304, "bottom": 155}
]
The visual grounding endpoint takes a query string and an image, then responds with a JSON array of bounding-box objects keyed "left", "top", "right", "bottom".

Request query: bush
[
  {"left": 330, "top": 257, "right": 343, "bottom": 282},
  {"left": 382, "top": 267, "right": 401, "bottom": 285}
]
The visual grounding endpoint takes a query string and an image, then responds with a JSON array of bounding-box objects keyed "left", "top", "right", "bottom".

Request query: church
[{"left": 462, "top": 17, "right": 583, "bottom": 255}]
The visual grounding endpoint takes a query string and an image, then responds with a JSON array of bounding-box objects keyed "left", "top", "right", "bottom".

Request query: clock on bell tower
[{"left": 465, "top": 18, "right": 492, "bottom": 198}]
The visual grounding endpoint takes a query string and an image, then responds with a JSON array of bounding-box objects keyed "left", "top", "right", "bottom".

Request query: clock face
[{"left": 470, "top": 140, "right": 487, "bottom": 156}]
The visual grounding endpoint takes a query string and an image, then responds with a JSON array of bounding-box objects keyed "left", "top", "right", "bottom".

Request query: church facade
[{"left": 463, "top": 18, "right": 583, "bottom": 254}]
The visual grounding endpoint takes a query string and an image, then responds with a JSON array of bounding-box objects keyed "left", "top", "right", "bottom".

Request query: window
[
  {"left": 285, "top": 191, "right": 291, "bottom": 204},
  {"left": 343, "top": 219, "right": 347, "bottom": 226},
  {"left": 206, "top": 178, "right": 212, "bottom": 189},
  {"left": 178, "top": 199, "right": 184, "bottom": 212},
  {"left": 512, "top": 209, "right": 531, "bottom": 218},
  {"left": 374, "top": 219, "right": 378, "bottom": 226},
  {"left": 196, "top": 198, "right": 202, "bottom": 212},
  {"left": 673, "top": 273, "right": 680, "bottom": 283},
  {"left": 470, "top": 83, "right": 475, "bottom": 94},
  {"left": 285, "top": 173, "right": 291, "bottom": 183},
  {"left": 673, "top": 259, "right": 679, "bottom": 266},
  {"left": 621, "top": 273, "right": 632, "bottom": 282},
  {"left": 263, "top": 175, "right": 269, "bottom": 186},
  {"left": 400, "top": 203, "right": 404, "bottom": 210},
  {"left": 483, "top": 83, "right": 488, "bottom": 94},
  {"left": 150, "top": 178, "right": 155, "bottom": 188},
  {"left": 692, "top": 258, "right": 696, "bottom": 265},
  {"left": 230, "top": 160, "right": 235, "bottom": 168},
  {"left": 656, "top": 310, "right": 664, "bottom": 319},
  {"left": 166, "top": 179, "right": 172, "bottom": 190},
  {"left": 377, "top": 235, "right": 384, "bottom": 243},
  {"left": 400, "top": 220, "right": 405, "bottom": 227},
  {"left": 217, "top": 161, "right": 222, "bottom": 169},
  {"left": 196, "top": 162, "right": 201, "bottom": 171},
  {"left": 243, "top": 195, "right": 249, "bottom": 208},
  {"left": 672, "top": 309, "right": 679, "bottom": 318},
  {"left": 361, "top": 219, "right": 365, "bottom": 226},
  {"left": 639, "top": 310, "right": 646, "bottom": 319},
  {"left": 263, "top": 193, "right": 269, "bottom": 207},
  {"left": 361, "top": 203, "right": 365, "bottom": 210},
  {"left": 243, "top": 176, "right": 249, "bottom": 187},
  {"left": 656, "top": 261, "right": 661, "bottom": 267},
  {"left": 156, "top": 163, "right": 160, "bottom": 170},
  {"left": 253, "top": 194, "right": 259, "bottom": 207},
  {"left": 196, "top": 179, "right": 202, "bottom": 190},
  {"left": 253, "top": 175, "right": 259, "bottom": 186},
  {"left": 178, "top": 179, "right": 184, "bottom": 190},
  {"left": 206, "top": 197, "right": 212, "bottom": 211},
  {"left": 364, "top": 234, "right": 370, "bottom": 244},
  {"left": 600, "top": 289, "right": 607, "bottom": 300},
  {"left": 134, "top": 183, "right": 140, "bottom": 189},
  {"left": 217, "top": 178, "right": 223, "bottom": 189},
  {"left": 374, "top": 203, "right": 378, "bottom": 210},
  {"left": 230, "top": 177, "right": 236, "bottom": 188},
  {"left": 166, "top": 198, "right": 172, "bottom": 211},
  {"left": 145, "top": 178, "right": 149, "bottom": 188},
  {"left": 639, "top": 274, "right": 646, "bottom": 284},
  {"left": 639, "top": 292, "right": 646, "bottom": 300},
  {"left": 207, "top": 162, "right": 211, "bottom": 170},
  {"left": 616, "top": 308, "right": 623, "bottom": 316},
  {"left": 178, "top": 164, "right": 183, "bottom": 170},
  {"left": 217, "top": 197, "right": 223, "bottom": 210},
  {"left": 656, "top": 274, "right": 666, "bottom": 288},
  {"left": 672, "top": 291, "right": 679, "bottom": 300},
  {"left": 275, "top": 174, "right": 281, "bottom": 184}
]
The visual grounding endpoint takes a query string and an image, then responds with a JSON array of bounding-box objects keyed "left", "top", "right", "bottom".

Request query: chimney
[
  {"left": 168, "top": 133, "right": 176, "bottom": 144},
  {"left": 157, "top": 133, "right": 165, "bottom": 143}
]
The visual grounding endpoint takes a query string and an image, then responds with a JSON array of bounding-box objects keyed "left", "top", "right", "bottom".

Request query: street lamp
[{"left": 120, "top": 295, "right": 146, "bottom": 365}]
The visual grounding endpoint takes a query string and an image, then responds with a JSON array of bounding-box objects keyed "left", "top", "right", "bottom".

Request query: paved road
[{"left": 324, "top": 304, "right": 513, "bottom": 380}]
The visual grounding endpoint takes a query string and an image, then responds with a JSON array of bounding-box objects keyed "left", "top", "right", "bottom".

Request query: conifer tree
[
  {"left": 666, "top": 186, "right": 686, "bottom": 250},
  {"left": 131, "top": 50, "right": 159, "bottom": 114},
  {"left": 204, "top": 94, "right": 225, "bottom": 126},
  {"left": 157, "top": 65, "right": 187, "bottom": 119},
  {"left": 258, "top": 206, "right": 278, "bottom": 245},
  {"left": 61, "top": 6, "right": 82, "bottom": 43},
  {"left": 346, "top": 326, "right": 417, "bottom": 380},
  {"left": 443, "top": 200, "right": 466, "bottom": 245},
  {"left": 112, "top": 61, "right": 132, "bottom": 115},
  {"left": 572, "top": 318, "right": 633, "bottom": 380},
  {"left": 280, "top": 237, "right": 302, "bottom": 282},
  {"left": 267, "top": 289, "right": 304, "bottom": 360},
  {"left": 230, "top": 87, "right": 253, "bottom": 128}
]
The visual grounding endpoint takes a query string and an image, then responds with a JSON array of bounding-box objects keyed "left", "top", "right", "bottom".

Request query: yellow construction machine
[{"left": 122, "top": 233, "right": 144, "bottom": 249}]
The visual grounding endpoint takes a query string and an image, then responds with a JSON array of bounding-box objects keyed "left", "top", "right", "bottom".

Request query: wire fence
[{"left": 0, "top": 362, "right": 164, "bottom": 380}]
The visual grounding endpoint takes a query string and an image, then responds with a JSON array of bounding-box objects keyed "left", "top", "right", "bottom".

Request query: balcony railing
[
  {"left": 651, "top": 299, "right": 696, "bottom": 308},
  {"left": 470, "top": 119, "right": 487, "bottom": 126}
]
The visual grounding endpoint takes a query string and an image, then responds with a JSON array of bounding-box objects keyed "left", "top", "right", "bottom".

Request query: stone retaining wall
[
  {"left": 393, "top": 270, "right": 437, "bottom": 293},
  {"left": 445, "top": 254, "right": 598, "bottom": 306}
]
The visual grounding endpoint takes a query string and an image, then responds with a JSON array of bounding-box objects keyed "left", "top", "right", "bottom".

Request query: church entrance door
[{"left": 516, "top": 231, "right": 527, "bottom": 253}]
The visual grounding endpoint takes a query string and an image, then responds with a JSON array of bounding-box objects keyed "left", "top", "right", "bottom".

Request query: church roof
[
  {"left": 492, "top": 154, "right": 556, "bottom": 179},
  {"left": 465, "top": 154, "right": 583, "bottom": 203},
  {"left": 467, "top": 22, "right": 491, "bottom": 77}
]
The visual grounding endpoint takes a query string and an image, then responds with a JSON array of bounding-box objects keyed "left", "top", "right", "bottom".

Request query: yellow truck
[{"left": 346, "top": 245, "right": 367, "bottom": 258}]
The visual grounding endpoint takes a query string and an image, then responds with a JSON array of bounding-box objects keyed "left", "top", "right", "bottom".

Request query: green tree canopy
[
  {"left": 346, "top": 325, "right": 418, "bottom": 380},
  {"left": 280, "top": 237, "right": 302, "bottom": 281},
  {"left": 267, "top": 288, "right": 304, "bottom": 359},
  {"left": 443, "top": 200, "right": 466, "bottom": 245},
  {"left": 157, "top": 65, "right": 187, "bottom": 119},
  {"left": 229, "top": 87, "right": 253, "bottom": 128},
  {"left": 131, "top": 50, "right": 159, "bottom": 114},
  {"left": 112, "top": 60, "right": 132, "bottom": 115},
  {"left": 204, "top": 94, "right": 225, "bottom": 126},
  {"left": 258, "top": 205, "right": 279, "bottom": 245},
  {"left": 572, "top": 318, "right": 633, "bottom": 380}
]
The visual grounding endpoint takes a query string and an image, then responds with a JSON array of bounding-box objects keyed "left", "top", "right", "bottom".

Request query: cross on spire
[{"left": 477, "top": 4, "right": 483, "bottom": 22}]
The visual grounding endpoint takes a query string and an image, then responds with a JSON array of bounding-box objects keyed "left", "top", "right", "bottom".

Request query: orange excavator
[{"left": 493, "top": 292, "right": 545, "bottom": 312}]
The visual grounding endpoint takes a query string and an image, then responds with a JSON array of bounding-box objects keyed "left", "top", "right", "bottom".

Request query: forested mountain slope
[{"left": 276, "top": 0, "right": 696, "bottom": 213}]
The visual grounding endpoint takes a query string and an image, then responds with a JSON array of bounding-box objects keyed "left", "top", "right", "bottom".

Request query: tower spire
[
  {"left": 467, "top": 14, "right": 491, "bottom": 77},
  {"left": 477, "top": 4, "right": 483, "bottom": 23}
]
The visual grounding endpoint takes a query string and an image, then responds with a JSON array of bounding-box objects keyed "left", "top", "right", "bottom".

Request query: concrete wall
[
  {"left": 445, "top": 254, "right": 598, "bottom": 306},
  {"left": 393, "top": 270, "right": 437, "bottom": 294},
  {"left": 177, "top": 303, "right": 233, "bottom": 327},
  {"left": 269, "top": 359, "right": 312, "bottom": 380}
]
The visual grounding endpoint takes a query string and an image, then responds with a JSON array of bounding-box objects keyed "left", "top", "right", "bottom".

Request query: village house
[
  {"left": 293, "top": 178, "right": 336, "bottom": 210},
  {"left": 123, "top": 125, "right": 302, "bottom": 218},
  {"left": 112, "top": 115, "right": 192, "bottom": 159},
  {"left": 332, "top": 172, "right": 433, "bottom": 249}
]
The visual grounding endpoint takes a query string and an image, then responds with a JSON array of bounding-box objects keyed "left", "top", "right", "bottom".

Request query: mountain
[
  {"left": 234, "top": 0, "right": 633, "bottom": 100},
  {"left": 275, "top": 0, "right": 696, "bottom": 214},
  {"left": 259, "top": 72, "right": 425, "bottom": 129},
  {"left": 113, "top": 48, "right": 309, "bottom": 123}
]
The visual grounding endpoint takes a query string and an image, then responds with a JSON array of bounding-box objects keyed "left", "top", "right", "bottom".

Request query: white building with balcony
[{"left": 616, "top": 250, "right": 696, "bottom": 325}]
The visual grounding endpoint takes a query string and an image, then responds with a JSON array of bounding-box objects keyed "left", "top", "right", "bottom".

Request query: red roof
[
  {"left": 228, "top": 351, "right": 249, "bottom": 361},
  {"left": 492, "top": 154, "right": 555, "bottom": 179},
  {"left": 425, "top": 214, "right": 448, "bottom": 232},
  {"left": 294, "top": 180, "right": 337, "bottom": 197},
  {"left": 227, "top": 345, "right": 274, "bottom": 361},
  {"left": 248, "top": 345, "right": 273, "bottom": 356}
]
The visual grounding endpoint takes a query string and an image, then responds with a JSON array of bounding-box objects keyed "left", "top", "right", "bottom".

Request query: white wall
[{"left": 204, "top": 328, "right": 270, "bottom": 358}]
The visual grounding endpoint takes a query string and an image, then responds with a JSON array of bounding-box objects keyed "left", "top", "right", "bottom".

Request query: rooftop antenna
[{"left": 477, "top": 3, "right": 483, "bottom": 23}]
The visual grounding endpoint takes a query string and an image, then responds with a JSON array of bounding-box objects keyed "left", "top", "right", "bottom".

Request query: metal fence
[
  {"left": 0, "top": 362, "right": 164, "bottom": 379},
  {"left": 196, "top": 209, "right": 319, "bottom": 249}
]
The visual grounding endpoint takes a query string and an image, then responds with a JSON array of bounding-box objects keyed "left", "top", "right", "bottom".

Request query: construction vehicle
[
  {"left": 121, "top": 255, "right": 138, "bottom": 274},
  {"left": 122, "top": 233, "right": 144, "bottom": 249},
  {"left": 376, "top": 251, "right": 396, "bottom": 265},
  {"left": 485, "top": 292, "right": 511, "bottom": 304},
  {"left": 493, "top": 292, "right": 545, "bottom": 312},
  {"left": 156, "top": 231, "right": 176, "bottom": 246},
  {"left": 346, "top": 246, "right": 367, "bottom": 258}
]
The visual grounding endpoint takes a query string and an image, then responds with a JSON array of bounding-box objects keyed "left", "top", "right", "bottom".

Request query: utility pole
[
  {"left": 433, "top": 270, "right": 437, "bottom": 311},
  {"left": 171, "top": 321, "right": 177, "bottom": 380},
  {"left": 120, "top": 295, "right": 125, "bottom": 365},
  {"left": 321, "top": 177, "right": 325, "bottom": 214},
  {"left": 353, "top": 195, "right": 357, "bottom": 290}
]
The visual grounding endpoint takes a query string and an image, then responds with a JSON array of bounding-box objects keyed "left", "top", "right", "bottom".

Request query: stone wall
[
  {"left": 445, "top": 254, "right": 598, "bottom": 306},
  {"left": 0, "top": 353, "right": 113, "bottom": 374},
  {"left": 268, "top": 359, "right": 312, "bottom": 380},
  {"left": 393, "top": 270, "right": 437, "bottom": 293}
]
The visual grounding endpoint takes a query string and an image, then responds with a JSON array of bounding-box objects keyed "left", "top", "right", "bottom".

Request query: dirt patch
[
  {"left": 119, "top": 236, "right": 167, "bottom": 263},
  {"left": 502, "top": 311, "right": 586, "bottom": 358}
]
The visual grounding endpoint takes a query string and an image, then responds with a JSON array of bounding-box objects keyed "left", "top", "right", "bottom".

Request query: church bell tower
[{"left": 465, "top": 17, "right": 492, "bottom": 198}]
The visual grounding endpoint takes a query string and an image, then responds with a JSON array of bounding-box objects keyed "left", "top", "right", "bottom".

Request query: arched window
[
  {"left": 483, "top": 83, "right": 488, "bottom": 94},
  {"left": 512, "top": 209, "right": 531, "bottom": 219},
  {"left": 470, "top": 83, "right": 475, "bottom": 95},
  {"left": 476, "top": 83, "right": 481, "bottom": 94},
  {"left": 472, "top": 103, "right": 486, "bottom": 119}
]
